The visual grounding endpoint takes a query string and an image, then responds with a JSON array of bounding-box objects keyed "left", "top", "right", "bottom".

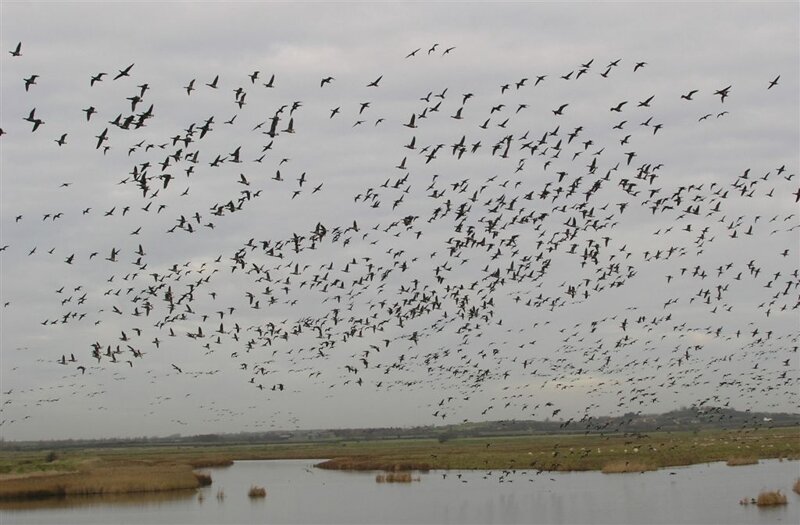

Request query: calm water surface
[{"left": 1, "top": 459, "right": 798, "bottom": 524}]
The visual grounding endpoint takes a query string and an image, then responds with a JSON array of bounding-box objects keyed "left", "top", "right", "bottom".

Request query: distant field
[
  {"left": 1, "top": 426, "right": 798, "bottom": 500},
  {"left": 310, "top": 427, "right": 800, "bottom": 471}
]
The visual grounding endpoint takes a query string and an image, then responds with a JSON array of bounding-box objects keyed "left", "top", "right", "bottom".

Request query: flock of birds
[{"left": 1, "top": 39, "right": 797, "bottom": 436}]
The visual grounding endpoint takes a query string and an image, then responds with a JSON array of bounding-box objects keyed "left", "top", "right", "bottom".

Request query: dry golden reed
[
  {"left": 0, "top": 464, "right": 199, "bottom": 500},
  {"left": 193, "top": 472, "right": 212, "bottom": 486},
  {"left": 756, "top": 490, "right": 787, "bottom": 506},
  {"left": 248, "top": 485, "right": 266, "bottom": 498},
  {"left": 187, "top": 458, "right": 234, "bottom": 468}
]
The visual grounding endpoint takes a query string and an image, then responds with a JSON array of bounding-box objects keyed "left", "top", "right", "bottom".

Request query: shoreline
[
  {"left": 2, "top": 457, "right": 798, "bottom": 504},
  {"left": 0, "top": 464, "right": 204, "bottom": 501},
  {"left": 1, "top": 427, "right": 798, "bottom": 501}
]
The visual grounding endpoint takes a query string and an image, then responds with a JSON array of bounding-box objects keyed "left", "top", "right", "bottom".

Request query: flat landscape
[
  {"left": 1, "top": 3, "right": 798, "bottom": 523},
  {"left": 2, "top": 426, "right": 798, "bottom": 500}
]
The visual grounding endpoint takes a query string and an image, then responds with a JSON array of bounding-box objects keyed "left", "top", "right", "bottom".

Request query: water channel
[{"left": 1, "top": 458, "right": 798, "bottom": 524}]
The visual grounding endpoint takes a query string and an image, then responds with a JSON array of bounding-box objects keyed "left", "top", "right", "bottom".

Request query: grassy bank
[
  {"left": 1, "top": 426, "right": 797, "bottom": 500},
  {"left": 315, "top": 427, "right": 800, "bottom": 472},
  {"left": 0, "top": 463, "right": 200, "bottom": 500}
]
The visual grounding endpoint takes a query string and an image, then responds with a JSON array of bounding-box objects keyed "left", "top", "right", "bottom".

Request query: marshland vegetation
[
  {"left": 0, "top": 463, "right": 201, "bottom": 500},
  {"left": 1, "top": 426, "right": 797, "bottom": 500},
  {"left": 756, "top": 490, "right": 788, "bottom": 506},
  {"left": 247, "top": 485, "right": 266, "bottom": 498}
]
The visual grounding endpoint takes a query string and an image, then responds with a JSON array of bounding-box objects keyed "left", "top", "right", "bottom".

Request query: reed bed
[
  {"left": 601, "top": 460, "right": 657, "bottom": 474},
  {"left": 726, "top": 457, "right": 758, "bottom": 466},
  {"left": 756, "top": 490, "right": 787, "bottom": 506},
  {"left": 248, "top": 485, "right": 266, "bottom": 498},
  {"left": 1, "top": 426, "right": 797, "bottom": 494},
  {"left": 0, "top": 464, "right": 199, "bottom": 501},
  {"left": 193, "top": 471, "right": 212, "bottom": 486},
  {"left": 187, "top": 458, "right": 234, "bottom": 468}
]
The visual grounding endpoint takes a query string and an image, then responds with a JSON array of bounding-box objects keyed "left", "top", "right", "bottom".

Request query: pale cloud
[{"left": 0, "top": 2, "right": 798, "bottom": 440}]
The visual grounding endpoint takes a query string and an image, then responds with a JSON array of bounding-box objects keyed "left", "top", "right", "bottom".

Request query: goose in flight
[
  {"left": 90, "top": 72, "right": 107, "bottom": 86},
  {"left": 610, "top": 101, "right": 627, "bottom": 112},
  {"left": 24, "top": 75, "right": 39, "bottom": 92},
  {"left": 714, "top": 85, "right": 732, "bottom": 103},
  {"left": 113, "top": 63, "right": 134, "bottom": 80},
  {"left": 680, "top": 90, "right": 698, "bottom": 100}
]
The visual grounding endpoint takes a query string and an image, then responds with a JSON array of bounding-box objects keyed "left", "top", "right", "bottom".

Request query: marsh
[{"left": 1, "top": 458, "right": 798, "bottom": 524}]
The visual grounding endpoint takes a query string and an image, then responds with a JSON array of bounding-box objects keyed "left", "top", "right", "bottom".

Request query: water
[{"left": 1, "top": 459, "right": 798, "bottom": 524}]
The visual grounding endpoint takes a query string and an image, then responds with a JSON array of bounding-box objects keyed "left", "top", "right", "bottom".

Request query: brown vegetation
[
  {"left": 248, "top": 485, "right": 266, "bottom": 498},
  {"left": 756, "top": 490, "right": 787, "bottom": 506},
  {"left": 601, "top": 460, "right": 657, "bottom": 473},
  {"left": 793, "top": 479, "right": 800, "bottom": 495},
  {"left": 311, "top": 428, "right": 799, "bottom": 472},
  {"left": 726, "top": 457, "right": 758, "bottom": 466},
  {"left": 193, "top": 471, "right": 212, "bottom": 486},
  {"left": 187, "top": 458, "right": 234, "bottom": 469},
  {"left": 0, "top": 425, "right": 796, "bottom": 502},
  {"left": 0, "top": 464, "right": 200, "bottom": 501}
]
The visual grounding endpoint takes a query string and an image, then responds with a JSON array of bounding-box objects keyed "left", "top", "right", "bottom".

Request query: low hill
[{"left": 2, "top": 406, "right": 798, "bottom": 451}]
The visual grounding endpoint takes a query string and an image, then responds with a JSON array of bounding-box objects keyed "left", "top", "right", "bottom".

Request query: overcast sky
[{"left": 1, "top": 2, "right": 798, "bottom": 441}]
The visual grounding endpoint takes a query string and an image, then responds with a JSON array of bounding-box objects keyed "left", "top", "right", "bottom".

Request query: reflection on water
[
  {"left": 1, "top": 458, "right": 798, "bottom": 524},
  {"left": 0, "top": 489, "right": 196, "bottom": 511}
]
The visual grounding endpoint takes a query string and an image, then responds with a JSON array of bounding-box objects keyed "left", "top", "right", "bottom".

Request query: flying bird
[
  {"left": 113, "top": 63, "right": 134, "bottom": 80},
  {"left": 23, "top": 75, "right": 39, "bottom": 91},
  {"left": 714, "top": 85, "right": 732, "bottom": 103},
  {"left": 680, "top": 90, "right": 699, "bottom": 100}
]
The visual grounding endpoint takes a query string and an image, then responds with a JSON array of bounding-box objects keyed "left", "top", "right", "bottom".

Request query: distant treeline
[{"left": 2, "top": 406, "right": 798, "bottom": 451}]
